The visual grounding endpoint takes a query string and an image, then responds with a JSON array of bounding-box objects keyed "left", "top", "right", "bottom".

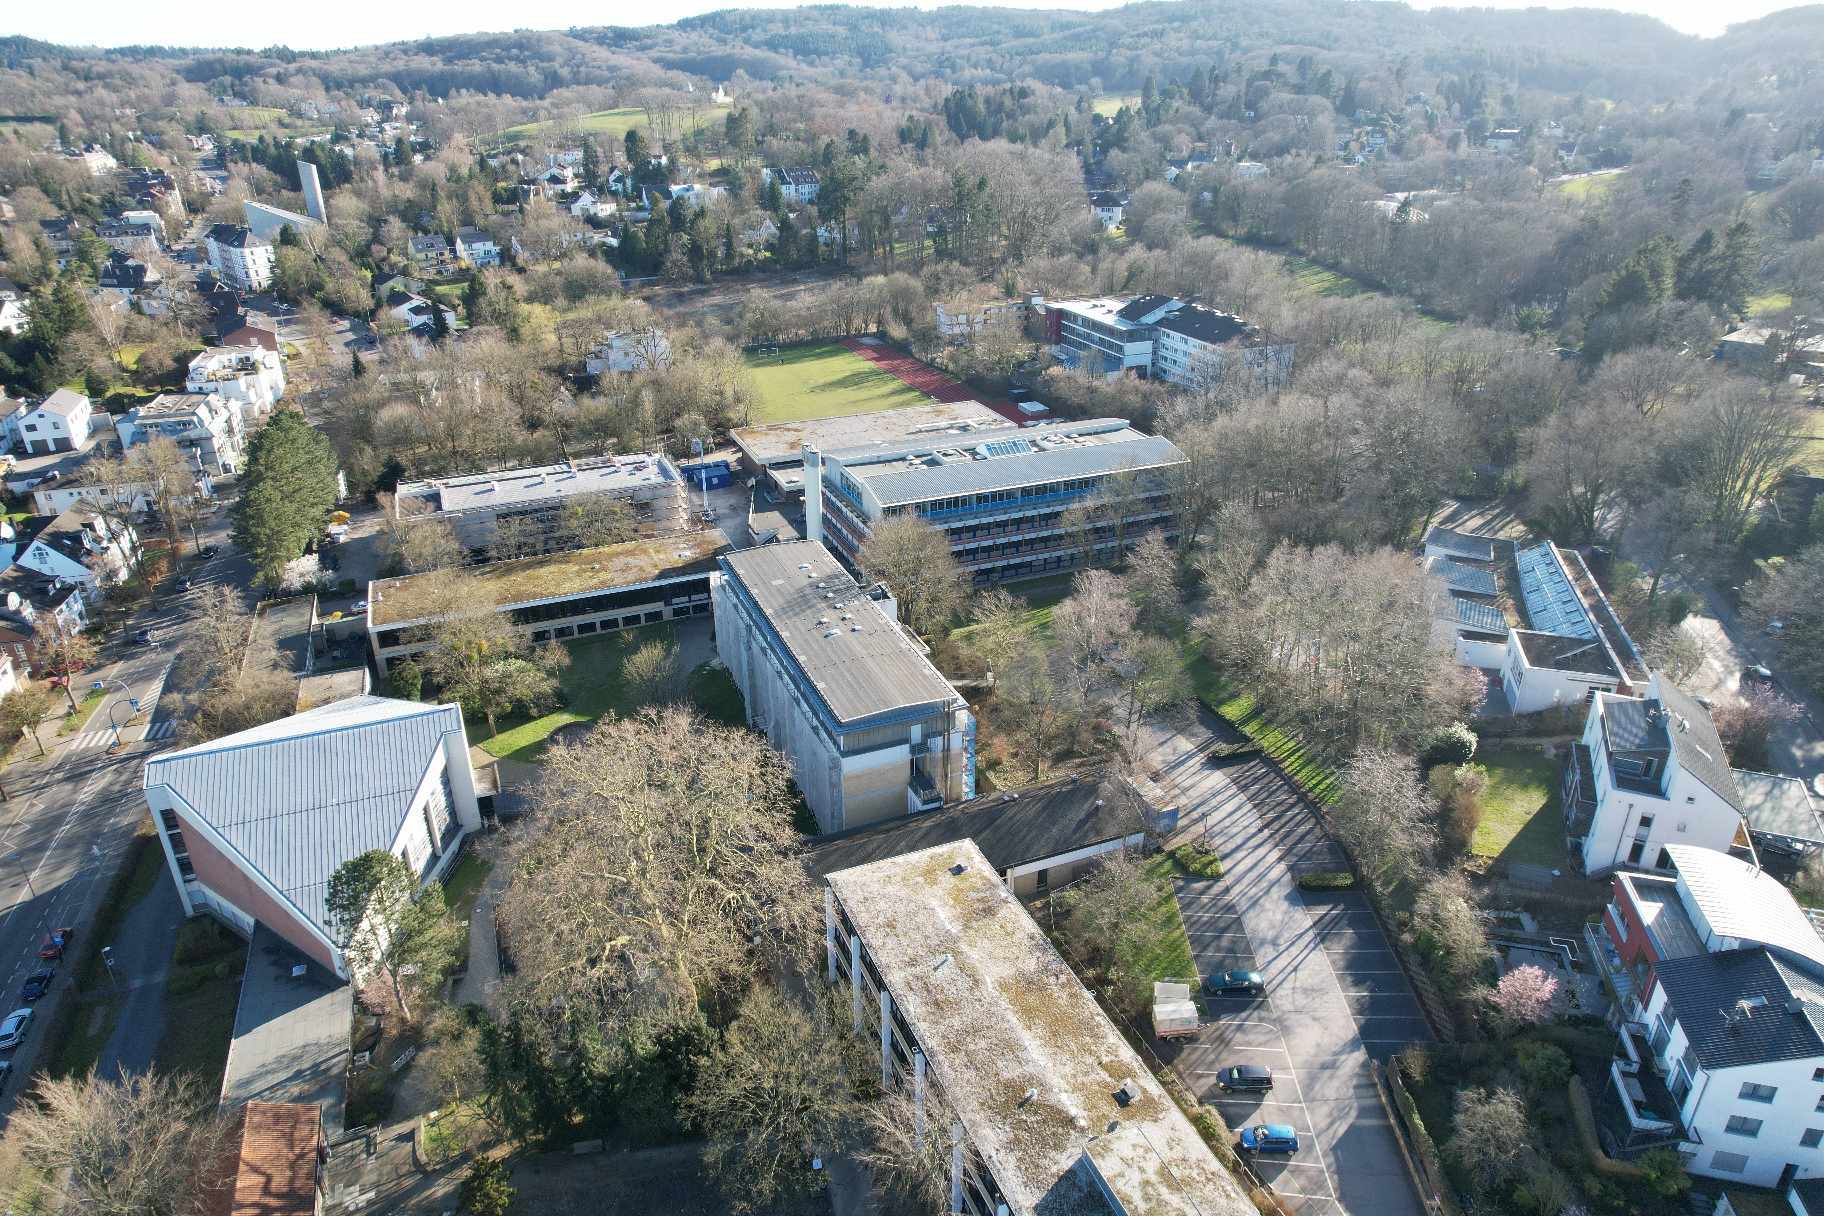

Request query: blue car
[{"left": 1240, "top": 1124, "right": 1300, "bottom": 1154}]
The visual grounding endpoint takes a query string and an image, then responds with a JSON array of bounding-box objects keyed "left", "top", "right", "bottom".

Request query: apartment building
[
  {"left": 204, "top": 224, "right": 275, "bottom": 293},
  {"left": 142, "top": 696, "right": 482, "bottom": 979},
  {"left": 365, "top": 529, "right": 724, "bottom": 674},
  {"left": 12, "top": 503, "right": 138, "bottom": 599},
  {"left": 117, "top": 392, "right": 245, "bottom": 475},
  {"left": 823, "top": 839, "right": 1253, "bottom": 1216},
  {"left": 390, "top": 454, "right": 686, "bottom": 560},
  {"left": 1587, "top": 844, "right": 1824, "bottom": 1187},
  {"left": 713, "top": 540, "right": 974, "bottom": 834},
  {"left": 807, "top": 417, "right": 1186, "bottom": 587},
  {"left": 1046, "top": 294, "right": 1294, "bottom": 387},
  {"left": 186, "top": 345, "right": 286, "bottom": 415},
  {"left": 762, "top": 166, "right": 821, "bottom": 204},
  {"left": 583, "top": 329, "right": 671, "bottom": 375}
]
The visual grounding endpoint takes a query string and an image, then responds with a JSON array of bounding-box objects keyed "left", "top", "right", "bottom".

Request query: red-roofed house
[{"left": 204, "top": 1101, "right": 324, "bottom": 1216}]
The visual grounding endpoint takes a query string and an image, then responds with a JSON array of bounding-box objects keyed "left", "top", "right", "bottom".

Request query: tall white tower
[{"left": 297, "top": 159, "right": 327, "bottom": 223}]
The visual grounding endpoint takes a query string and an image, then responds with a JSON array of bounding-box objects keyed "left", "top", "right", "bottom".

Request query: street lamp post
[
  {"left": 6, "top": 851, "right": 37, "bottom": 903},
  {"left": 97, "top": 678, "right": 141, "bottom": 750}
]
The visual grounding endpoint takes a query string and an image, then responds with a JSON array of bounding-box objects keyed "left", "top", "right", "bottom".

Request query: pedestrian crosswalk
[{"left": 65, "top": 719, "right": 178, "bottom": 751}]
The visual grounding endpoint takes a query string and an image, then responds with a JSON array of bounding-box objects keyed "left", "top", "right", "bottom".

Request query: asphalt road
[{"left": 0, "top": 514, "right": 249, "bottom": 1117}]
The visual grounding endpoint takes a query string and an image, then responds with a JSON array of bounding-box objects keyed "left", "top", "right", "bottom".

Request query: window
[
  {"left": 1627, "top": 839, "right": 1646, "bottom": 865},
  {"left": 1709, "top": 1151, "right": 1750, "bottom": 1174},
  {"left": 1815, "top": 1095, "right": 1824, "bottom": 1113},
  {"left": 1814, "top": 1067, "right": 1824, "bottom": 1082},
  {"left": 1740, "top": 1082, "right": 1779, "bottom": 1103},
  {"left": 1725, "top": 1116, "right": 1764, "bottom": 1138},
  {"left": 1804, "top": 1130, "right": 1824, "bottom": 1149}
]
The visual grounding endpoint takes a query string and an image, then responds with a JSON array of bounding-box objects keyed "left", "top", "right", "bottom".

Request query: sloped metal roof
[
  {"left": 1423, "top": 526, "right": 1497, "bottom": 562},
  {"left": 1515, "top": 542, "right": 1596, "bottom": 639},
  {"left": 144, "top": 697, "right": 462, "bottom": 935},
  {"left": 1453, "top": 596, "right": 1507, "bottom": 633},
  {"left": 1667, "top": 843, "right": 1824, "bottom": 968},
  {"left": 1426, "top": 556, "right": 1497, "bottom": 597},
  {"left": 1736, "top": 770, "right": 1823, "bottom": 844}
]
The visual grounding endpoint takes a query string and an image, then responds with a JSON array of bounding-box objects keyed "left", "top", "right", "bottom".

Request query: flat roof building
[
  {"left": 392, "top": 454, "right": 686, "bottom": 560},
  {"left": 714, "top": 539, "right": 973, "bottom": 833},
  {"left": 823, "top": 839, "right": 1252, "bottom": 1216},
  {"left": 809, "top": 417, "right": 1185, "bottom": 588},
  {"left": 731, "top": 400, "right": 1005, "bottom": 500},
  {"left": 366, "top": 528, "right": 726, "bottom": 673}
]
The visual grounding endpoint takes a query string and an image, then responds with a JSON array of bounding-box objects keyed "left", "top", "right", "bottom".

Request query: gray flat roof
[
  {"left": 220, "top": 924, "right": 350, "bottom": 1132},
  {"left": 825, "top": 840, "right": 1251, "bottom": 1216},
  {"left": 718, "top": 540, "right": 963, "bottom": 727},
  {"left": 1736, "top": 769, "right": 1822, "bottom": 844},
  {"left": 395, "top": 454, "right": 677, "bottom": 517},
  {"left": 730, "top": 401, "right": 1005, "bottom": 470}
]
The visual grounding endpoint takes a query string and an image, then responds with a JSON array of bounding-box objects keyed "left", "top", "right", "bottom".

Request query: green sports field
[
  {"left": 743, "top": 342, "right": 931, "bottom": 424},
  {"left": 493, "top": 104, "right": 729, "bottom": 148}
]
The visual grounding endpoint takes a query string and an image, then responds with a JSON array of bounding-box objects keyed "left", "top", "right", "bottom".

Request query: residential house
[
  {"left": 584, "top": 329, "right": 671, "bottom": 375},
  {"left": 762, "top": 166, "right": 820, "bottom": 204},
  {"left": 118, "top": 392, "right": 245, "bottom": 475},
  {"left": 64, "top": 143, "right": 118, "bottom": 176},
  {"left": 187, "top": 346, "right": 286, "bottom": 415},
  {"left": 380, "top": 289, "right": 456, "bottom": 335},
  {"left": 37, "top": 217, "right": 78, "bottom": 263},
  {"left": 32, "top": 478, "right": 211, "bottom": 518},
  {"left": 567, "top": 190, "right": 616, "bottom": 221},
  {"left": 204, "top": 224, "right": 274, "bottom": 294},
  {"left": 96, "top": 250, "right": 158, "bottom": 292},
  {"left": 0, "top": 565, "right": 89, "bottom": 666},
  {"left": 1563, "top": 673, "right": 1746, "bottom": 876},
  {"left": 142, "top": 696, "right": 483, "bottom": 979},
  {"left": 1485, "top": 128, "right": 1523, "bottom": 152},
  {"left": 15, "top": 389, "right": 94, "bottom": 456},
  {"left": 366, "top": 529, "right": 723, "bottom": 675},
  {"left": 13, "top": 504, "right": 138, "bottom": 599},
  {"left": 1588, "top": 844, "right": 1824, "bottom": 1186},
  {"left": 668, "top": 183, "right": 725, "bottom": 209},
  {"left": 96, "top": 219, "right": 159, "bottom": 258},
  {"left": 713, "top": 539, "right": 975, "bottom": 834},
  {"left": 0, "top": 652, "right": 18, "bottom": 703},
  {"left": 1717, "top": 326, "right": 1824, "bottom": 377},
  {"left": 407, "top": 233, "right": 453, "bottom": 272},
  {"left": 808, "top": 768, "right": 1157, "bottom": 897},
  {"left": 1233, "top": 160, "right": 1269, "bottom": 179},
  {"left": 1089, "top": 190, "right": 1128, "bottom": 228},
  {"left": 823, "top": 838, "right": 1253, "bottom": 1216},
  {"left": 389, "top": 453, "right": 686, "bottom": 560},
  {"left": 454, "top": 227, "right": 500, "bottom": 268},
  {"left": 219, "top": 317, "right": 280, "bottom": 353},
  {"left": 805, "top": 416, "right": 1185, "bottom": 588},
  {"left": 0, "top": 296, "right": 26, "bottom": 336}
]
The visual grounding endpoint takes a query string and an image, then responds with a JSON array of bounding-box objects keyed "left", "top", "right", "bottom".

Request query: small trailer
[{"left": 1153, "top": 981, "right": 1200, "bottom": 1040}]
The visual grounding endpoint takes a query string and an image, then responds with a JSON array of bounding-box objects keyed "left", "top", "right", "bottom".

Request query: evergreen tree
[
  {"left": 231, "top": 409, "right": 339, "bottom": 589},
  {"left": 350, "top": 349, "right": 366, "bottom": 378},
  {"left": 430, "top": 298, "right": 451, "bottom": 341}
]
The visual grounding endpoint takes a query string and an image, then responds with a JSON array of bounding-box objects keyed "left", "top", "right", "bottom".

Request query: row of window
[{"left": 1723, "top": 1113, "right": 1824, "bottom": 1148}]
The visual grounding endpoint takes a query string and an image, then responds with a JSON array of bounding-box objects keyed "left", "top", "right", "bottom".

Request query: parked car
[
  {"left": 132, "top": 629, "right": 157, "bottom": 645},
  {"left": 0, "top": 1008, "right": 34, "bottom": 1050},
  {"left": 1239, "top": 1123, "right": 1300, "bottom": 1154},
  {"left": 37, "top": 928, "right": 74, "bottom": 960},
  {"left": 1742, "top": 664, "right": 1774, "bottom": 687},
  {"left": 1204, "top": 969, "right": 1267, "bottom": 998},
  {"left": 20, "top": 969, "right": 53, "bottom": 1002},
  {"left": 199, "top": 544, "right": 220, "bottom": 558},
  {"left": 1218, "top": 1064, "right": 1275, "bottom": 1093}
]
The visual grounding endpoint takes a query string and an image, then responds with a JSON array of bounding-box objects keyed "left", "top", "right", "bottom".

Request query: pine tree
[
  {"left": 231, "top": 409, "right": 339, "bottom": 589},
  {"left": 349, "top": 349, "right": 366, "bottom": 378},
  {"left": 431, "top": 299, "right": 450, "bottom": 341}
]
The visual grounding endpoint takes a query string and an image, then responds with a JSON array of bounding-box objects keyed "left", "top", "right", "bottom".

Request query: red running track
[{"left": 838, "top": 337, "right": 1026, "bottom": 424}]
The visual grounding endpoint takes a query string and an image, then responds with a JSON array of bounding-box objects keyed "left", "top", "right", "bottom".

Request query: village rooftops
[
  {"left": 832, "top": 417, "right": 1184, "bottom": 508},
  {"left": 393, "top": 454, "right": 679, "bottom": 519},
  {"left": 368, "top": 528, "right": 727, "bottom": 628},
  {"left": 717, "top": 540, "right": 964, "bottom": 727},
  {"left": 825, "top": 839, "right": 1251, "bottom": 1216}
]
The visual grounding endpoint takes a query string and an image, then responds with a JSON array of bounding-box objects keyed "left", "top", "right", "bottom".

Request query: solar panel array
[
  {"left": 1454, "top": 597, "right": 1507, "bottom": 634},
  {"left": 979, "top": 437, "right": 1034, "bottom": 459},
  {"left": 1428, "top": 557, "right": 1497, "bottom": 597},
  {"left": 1514, "top": 543, "right": 1596, "bottom": 639}
]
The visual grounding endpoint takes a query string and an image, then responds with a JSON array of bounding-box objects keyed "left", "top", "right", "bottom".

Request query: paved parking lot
[{"left": 1143, "top": 708, "right": 1429, "bottom": 1216}]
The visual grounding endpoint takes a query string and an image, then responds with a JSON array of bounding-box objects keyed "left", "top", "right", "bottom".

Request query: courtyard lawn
[
  {"left": 742, "top": 342, "right": 931, "bottom": 424},
  {"left": 477, "top": 625, "right": 671, "bottom": 762},
  {"left": 1468, "top": 745, "right": 1563, "bottom": 868},
  {"left": 493, "top": 103, "right": 728, "bottom": 147},
  {"left": 1130, "top": 854, "right": 1198, "bottom": 983}
]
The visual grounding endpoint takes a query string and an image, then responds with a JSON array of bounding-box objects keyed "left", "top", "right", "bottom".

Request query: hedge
[
  {"left": 1567, "top": 1076, "right": 1647, "bottom": 1179},
  {"left": 1169, "top": 846, "right": 1225, "bottom": 879},
  {"left": 1297, "top": 870, "right": 1358, "bottom": 891}
]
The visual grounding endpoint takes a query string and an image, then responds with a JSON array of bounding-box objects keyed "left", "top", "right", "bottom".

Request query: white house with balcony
[
  {"left": 12, "top": 504, "right": 139, "bottom": 599},
  {"left": 186, "top": 346, "right": 286, "bottom": 416},
  {"left": 585, "top": 330, "right": 671, "bottom": 375},
  {"left": 118, "top": 393, "right": 245, "bottom": 476},
  {"left": 1563, "top": 673, "right": 1745, "bottom": 876},
  {"left": 1590, "top": 844, "right": 1824, "bottom": 1188}
]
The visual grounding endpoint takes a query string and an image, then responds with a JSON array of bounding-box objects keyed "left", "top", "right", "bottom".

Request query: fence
[{"left": 1382, "top": 1057, "right": 1461, "bottom": 1216}]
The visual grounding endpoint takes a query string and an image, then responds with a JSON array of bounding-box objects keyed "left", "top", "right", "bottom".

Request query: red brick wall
[
  {"left": 1606, "top": 876, "right": 1661, "bottom": 1004},
  {"left": 179, "top": 810, "right": 339, "bottom": 974}
]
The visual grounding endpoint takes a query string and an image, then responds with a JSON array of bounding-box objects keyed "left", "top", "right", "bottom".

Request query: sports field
[
  {"left": 743, "top": 342, "right": 932, "bottom": 424},
  {"left": 494, "top": 104, "right": 729, "bottom": 147}
]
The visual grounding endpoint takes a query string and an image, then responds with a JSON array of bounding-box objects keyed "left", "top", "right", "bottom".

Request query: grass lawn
[
  {"left": 477, "top": 626, "right": 672, "bottom": 762},
  {"left": 494, "top": 103, "right": 729, "bottom": 147},
  {"left": 56, "top": 687, "right": 108, "bottom": 736},
  {"left": 151, "top": 948, "right": 247, "bottom": 1088},
  {"left": 441, "top": 852, "right": 492, "bottom": 920},
  {"left": 1554, "top": 172, "right": 1623, "bottom": 201},
  {"left": 1132, "top": 854, "right": 1197, "bottom": 982},
  {"left": 743, "top": 342, "right": 932, "bottom": 425},
  {"left": 687, "top": 661, "right": 746, "bottom": 726},
  {"left": 1187, "top": 653, "right": 1339, "bottom": 803},
  {"left": 1802, "top": 429, "right": 1824, "bottom": 476},
  {"left": 1092, "top": 94, "right": 1139, "bottom": 117},
  {"left": 1468, "top": 746, "right": 1564, "bottom": 868},
  {"left": 1748, "top": 290, "right": 1794, "bottom": 316}
]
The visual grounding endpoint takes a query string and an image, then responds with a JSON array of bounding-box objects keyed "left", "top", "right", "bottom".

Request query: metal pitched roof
[
  {"left": 1425, "top": 556, "right": 1497, "bottom": 596},
  {"left": 1656, "top": 677, "right": 1742, "bottom": 811},
  {"left": 144, "top": 697, "right": 462, "bottom": 935},
  {"left": 1654, "top": 947, "right": 1824, "bottom": 1071},
  {"left": 858, "top": 434, "right": 1186, "bottom": 508},
  {"left": 1423, "top": 526, "right": 1497, "bottom": 562},
  {"left": 718, "top": 541, "right": 964, "bottom": 727},
  {"left": 1453, "top": 596, "right": 1507, "bottom": 633},
  {"left": 1667, "top": 843, "right": 1824, "bottom": 967}
]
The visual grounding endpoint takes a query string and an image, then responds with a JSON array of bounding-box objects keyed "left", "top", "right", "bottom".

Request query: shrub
[
  {"left": 389, "top": 660, "right": 424, "bottom": 701},
  {"left": 1296, "top": 871, "right": 1357, "bottom": 891},
  {"left": 1513, "top": 1040, "right": 1571, "bottom": 1094},
  {"left": 1636, "top": 1148, "right": 1691, "bottom": 1200},
  {"left": 1512, "top": 1162, "right": 1572, "bottom": 1216},
  {"left": 1169, "top": 845, "right": 1224, "bottom": 878},
  {"left": 1422, "top": 722, "right": 1478, "bottom": 768},
  {"left": 461, "top": 1157, "right": 516, "bottom": 1216},
  {"left": 1662, "top": 592, "right": 1694, "bottom": 627}
]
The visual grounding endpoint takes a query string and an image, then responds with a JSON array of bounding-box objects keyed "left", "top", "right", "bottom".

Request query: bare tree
[
  {"left": 1747, "top": 543, "right": 1824, "bottom": 693},
  {"left": 1679, "top": 382, "right": 1808, "bottom": 543},
  {"left": 857, "top": 516, "right": 966, "bottom": 636},
  {"left": 1051, "top": 569, "right": 1136, "bottom": 707},
  {"left": 1521, "top": 393, "right": 1642, "bottom": 541},
  {"left": 855, "top": 1088, "right": 959, "bottom": 1214},
  {"left": 496, "top": 707, "right": 817, "bottom": 1037},
  {"left": 390, "top": 513, "right": 466, "bottom": 574},
  {"left": 622, "top": 637, "right": 685, "bottom": 706},
  {"left": 0, "top": 683, "right": 56, "bottom": 757},
  {"left": 1331, "top": 747, "right": 1437, "bottom": 891},
  {"left": 1413, "top": 871, "right": 1489, "bottom": 989},
  {"left": 4, "top": 1071, "right": 233, "bottom": 1216},
  {"left": 1446, "top": 1087, "right": 1528, "bottom": 1197}
]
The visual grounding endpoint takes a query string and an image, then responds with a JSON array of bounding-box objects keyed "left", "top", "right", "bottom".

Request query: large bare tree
[
  {"left": 857, "top": 516, "right": 966, "bottom": 636},
  {"left": 496, "top": 707, "right": 817, "bottom": 1037}
]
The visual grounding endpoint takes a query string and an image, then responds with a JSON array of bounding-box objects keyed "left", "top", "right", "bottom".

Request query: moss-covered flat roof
[{"left": 368, "top": 529, "right": 728, "bottom": 628}]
